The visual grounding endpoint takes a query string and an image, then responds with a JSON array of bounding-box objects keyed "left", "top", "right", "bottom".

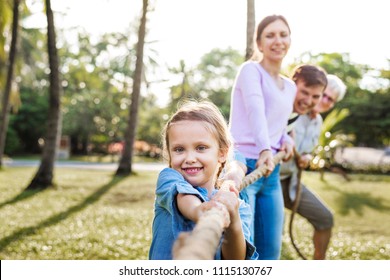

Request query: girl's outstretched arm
[
  {"left": 176, "top": 194, "right": 203, "bottom": 222},
  {"left": 177, "top": 194, "right": 229, "bottom": 225}
]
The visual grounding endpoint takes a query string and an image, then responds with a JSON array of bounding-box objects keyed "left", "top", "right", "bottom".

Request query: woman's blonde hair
[{"left": 162, "top": 99, "right": 233, "bottom": 181}]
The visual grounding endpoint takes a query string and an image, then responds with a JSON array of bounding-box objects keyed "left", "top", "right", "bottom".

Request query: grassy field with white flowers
[{"left": 1, "top": 167, "right": 389, "bottom": 260}]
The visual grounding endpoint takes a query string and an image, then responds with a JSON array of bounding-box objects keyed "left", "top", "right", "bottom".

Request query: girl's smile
[{"left": 182, "top": 167, "right": 203, "bottom": 175}]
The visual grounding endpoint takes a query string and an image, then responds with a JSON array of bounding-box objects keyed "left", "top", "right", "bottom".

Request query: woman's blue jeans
[{"left": 240, "top": 159, "right": 284, "bottom": 260}]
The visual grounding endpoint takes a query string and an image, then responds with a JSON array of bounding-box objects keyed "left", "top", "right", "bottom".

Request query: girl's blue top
[{"left": 149, "top": 167, "right": 258, "bottom": 260}]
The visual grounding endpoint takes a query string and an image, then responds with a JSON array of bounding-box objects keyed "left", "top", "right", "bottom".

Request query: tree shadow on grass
[
  {"left": 324, "top": 183, "right": 390, "bottom": 216},
  {"left": 0, "top": 189, "right": 43, "bottom": 210},
  {"left": 0, "top": 175, "right": 125, "bottom": 251}
]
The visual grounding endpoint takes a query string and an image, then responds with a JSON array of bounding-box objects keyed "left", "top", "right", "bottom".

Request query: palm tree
[
  {"left": 0, "top": 0, "right": 12, "bottom": 70},
  {"left": 26, "top": 0, "right": 62, "bottom": 189},
  {"left": 116, "top": 0, "right": 149, "bottom": 176},
  {"left": 168, "top": 59, "right": 196, "bottom": 112},
  {"left": 245, "top": 0, "right": 255, "bottom": 60},
  {"left": 0, "top": 0, "right": 20, "bottom": 168}
]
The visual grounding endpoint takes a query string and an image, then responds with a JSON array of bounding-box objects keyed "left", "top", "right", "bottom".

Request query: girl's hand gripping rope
[
  {"left": 213, "top": 180, "right": 240, "bottom": 227},
  {"left": 172, "top": 180, "right": 240, "bottom": 260}
]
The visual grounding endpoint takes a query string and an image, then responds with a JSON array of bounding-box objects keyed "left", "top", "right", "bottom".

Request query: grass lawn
[
  {"left": 281, "top": 172, "right": 390, "bottom": 260},
  {"left": 0, "top": 166, "right": 389, "bottom": 260}
]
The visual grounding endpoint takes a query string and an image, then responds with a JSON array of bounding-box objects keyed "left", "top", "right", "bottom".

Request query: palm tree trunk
[
  {"left": 26, "top": 0, "right": 62, "bottom": 189},
  {"left": 245, "top": 0, "right": 255, "bottom": 60},
  {"left": 116, "top": 0, "right": 148, "bottom": 176},
  {"left": 0, "top": 0, "right": 20, "bottom": 167}
]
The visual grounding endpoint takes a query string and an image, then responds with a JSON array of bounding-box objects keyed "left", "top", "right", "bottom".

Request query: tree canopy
[{"left": 1, "top": 4, "right": 389, "bottom": 163}]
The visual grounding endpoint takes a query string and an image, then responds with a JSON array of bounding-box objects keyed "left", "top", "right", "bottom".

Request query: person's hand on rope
[
  {"left": 173, "top": 196, "right": 232, "bottom": 260},
  {"left": 297, "top": 153, "right": 312, "bottom": 169},
  {"left": 222, "top": 161, "right": 247, "bottom": 191},
  {"left": 213, "top": 182, "right": 246, "bottom": 260},
  {"left": 213, "top": 180, "right": 240, "bottom": 225},
  {"left": 256, "top": 149, "right": 274, "bottom": 177},
  {"left": 219, "top": 179, "right": 240, "bottom": 196},
  {"left": 280, "top": 141, "right": 294, "bottom": 162},
  {"left": 201, "top": 200, "right": 231, "bottom": 228}
]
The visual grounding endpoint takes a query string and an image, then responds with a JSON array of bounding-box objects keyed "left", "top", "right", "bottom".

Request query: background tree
[
  {"left": 193, "top": 47, "right": 243, "bottom": 119},
  {"left": 0, "top": 0, "right": 20, "bottom": 167},
  {"left": 116, "top": 0, "right": 149, "bottom": 175},
  {"left": 27, "top": 0, "right": 62, "bottom": 190},
  {"left": 245, "top": 0, "right": 255, "bottom": 60},
  {"left": 6, "top": 22, "right": 163, "bottom": 159},
  {"left": 167, "top": 59, "right": 197, "bottom": 113},
  {"left": 7, "top": 26, "right": 52, "bottom": 155},
  {"left": 137, "top": 92, "right": 167, "bottom": 147},
  {"left": 60, "top": 31, "right": 131, "bottom": 155},
  {"left": 0, "top": 0, "right": 12, "bottom": 73}
]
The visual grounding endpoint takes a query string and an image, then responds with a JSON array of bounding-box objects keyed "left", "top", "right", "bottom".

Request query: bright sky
[{"left": 42, "top": 0, "right": 389, "bottom": 70}]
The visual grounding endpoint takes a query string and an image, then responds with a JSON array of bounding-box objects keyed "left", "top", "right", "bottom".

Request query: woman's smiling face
[{"left": 258, "top": 19, "right": 291, "bottom": 62}]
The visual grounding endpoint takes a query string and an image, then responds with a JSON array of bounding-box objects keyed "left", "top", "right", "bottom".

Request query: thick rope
[
  {"left": 173, "top": 151, "right": 286, "bottom": 260},
  {"left": 288, "top": 148, "right": 307, "bottom": 260},
  {"left": 172, "top": 207, "right": 226, "bottom": 259},
  {"left": 172, "top": 180, "right": 233, "bottom": 260},
  {"left": 239, "top": 151, "right": 286, "bottom": 190}
]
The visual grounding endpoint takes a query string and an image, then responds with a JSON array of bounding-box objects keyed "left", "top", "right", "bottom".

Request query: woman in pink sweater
[{"left": 229, "top": 15, "right": 296, "bottom": 259}]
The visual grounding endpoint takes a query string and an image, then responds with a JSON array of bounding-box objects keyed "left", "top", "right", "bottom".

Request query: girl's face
[
  {"left": 168, "top": 120, "right": 226, "bottom": 192},
  {"left": 258, "top": 19, "right": 291, "bottom": 62}
]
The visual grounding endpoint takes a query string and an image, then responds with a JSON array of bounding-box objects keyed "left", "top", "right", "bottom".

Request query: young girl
[
  {"left": 229, "top": 15, "right": 296, "bottom": 259},
  {"left": 149, "top": 100, "right": 257, "bottom": 260}
]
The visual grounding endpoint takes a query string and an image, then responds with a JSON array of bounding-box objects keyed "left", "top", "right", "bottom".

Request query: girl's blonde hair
[{"left": 162, "top": 99, "right": 233, "bottom": 181}]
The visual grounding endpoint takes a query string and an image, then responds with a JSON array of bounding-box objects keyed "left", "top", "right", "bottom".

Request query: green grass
[
  {"left": 281, "top": 172, "right": 390, "bottom": 260},
  {"left": 0, "top": 167, "right": 156, "bottom": 260},
  {"left": 9, "top": 154, "right": 161, "bottom": 163},
  {"left": 0, "top": 167, "right": 389, "bottom": 260}
]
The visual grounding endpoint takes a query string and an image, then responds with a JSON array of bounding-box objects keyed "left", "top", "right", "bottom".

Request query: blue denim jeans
[{"left": 240, "top": 159, "right": 284, "bottom": 260}]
